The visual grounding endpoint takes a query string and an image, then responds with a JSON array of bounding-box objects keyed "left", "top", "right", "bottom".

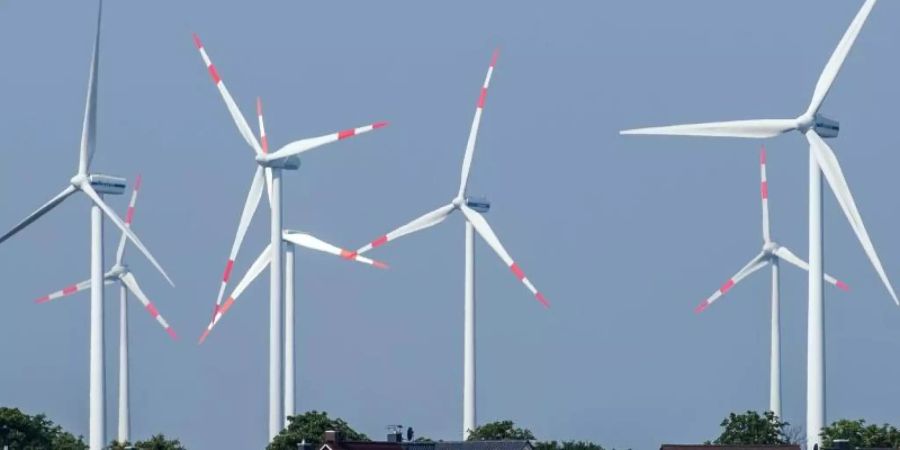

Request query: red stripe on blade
[
  {"left": 221, "top": 297, "right": 235, "bottom": 314},
  {"left": 166, "top": 328, "right": 178, "bottom": 340},
  {"left": 146, "top": 303, "right": 160, "bottom": 318},
  {"left": 477, "top": 88, "right": 488, "bottom": 109},
  {"left": 371, "top": 235, "right": 388, "bottom": 248},
  {"left": 760, "top": 146, "right": 767, "bottom": 164},
  {"left": 510, "top": 263, "right": 525, "bottom": 280},
  {"left": 133, "top": 174, "right": 143, "bottom": 191},
  {"left": 198, "top": 329, "right": 211, "bottom": 344},
  {"left": 490, "top": 49, "right": 500, "bottom": 68},
  {"left": 35, "top": 296, "right": 50, "bottom": 304},
  {"left": 62, "top": 285, "right": 78, "bottom": 295},
  {"left": 836, "top": 280, "right": 850, "bottom": 291},
  {"left": 222, "top": 260, "right": 234, "bottom": 282},
  {"left": 340, "top": 250, "right": 357, "bottom": 260},
  {"left": 192, "top": 33, "right": 203, "bottom": 49},
  {"left": 125, "top": 207, "right": 135, "bottom": 224},
  {"left": 373, "top": 261, "right": 389, "bottom": 270},
  {"left": 338, "top": 129, "right": 356, "bottom": 140},
  {"left": 720, "top": 279, "right": 735, "bottom": 294},
  {"left": 694, "top": 301, "right": 710, "bottom": 314},
  {"left": 373, "top": 121, "right": 389, "bottom": 129},
  {"left": 208, "top": 65, "right": 221, "bottom": 84},
  {"left": 761, "top": 181, "right": 769, "bottom": 199},
  {"left": 535, "top": 292, "right": 549, "bottom": 308}
]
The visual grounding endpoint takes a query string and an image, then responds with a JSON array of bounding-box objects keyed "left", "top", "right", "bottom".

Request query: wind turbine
[
  {"left": 356, "top": 50, "right": 548, "bottom": 439},
  {"left": 33, "top": 175, "right": 177, "bottom": 444},
  {"left": 199, "top": 97, "right": 387, "bottom": 424},
  {"left": 192, "top": 36, "right": 387, "bottom": 439},
  {"left": 694, "top": 147, "right": 850, "bottom": 418},
  {"left": 0, "top": 2, "right": 173, "bottom": 449},
  {"left": 620, "top": 1, "right": 897, "bottom": 447}
]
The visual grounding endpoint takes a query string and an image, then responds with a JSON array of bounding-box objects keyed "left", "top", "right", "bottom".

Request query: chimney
[{"left": 325, "top": 431, "right": 343, "bottom": 444}]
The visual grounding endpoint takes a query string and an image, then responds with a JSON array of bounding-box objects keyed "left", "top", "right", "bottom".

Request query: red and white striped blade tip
[
  {"left": 535, "top": 292, "right": 549, "bottom": 308},
  {"left": 192, "top": 33, "right": 204, "bottom": 49},
  {"left": 373, "top": 261, "right": 389, "bottom": 270},
  {"left": 166, "top": 328, "right": 178, "bottom": 341},
  {"left": 694, "top": 300, "right": 711, "bottom": 314},
  {"left": 490, "top": 49, "right": 500, "bottom": 67},
  {"left": 760, "top": 146, "right": 767, "bottom": 163},
  {"left": 836, "top": 280, "right": 850, "bottom": 292},
  {"left": 198, "top": 328, "right": 211, "bottom": 345}
]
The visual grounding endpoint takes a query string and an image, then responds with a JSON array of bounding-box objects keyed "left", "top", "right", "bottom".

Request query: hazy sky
[{"left": 1, "top": 1, "right": 899, "bottom": 449}]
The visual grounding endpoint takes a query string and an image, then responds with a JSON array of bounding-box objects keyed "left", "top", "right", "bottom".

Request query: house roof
[
  {"left": 322, "top": 439, "right": 532, "bottom": 450},
  {"left": 661, "top": 445, "right": 802, "bottom": 450}
]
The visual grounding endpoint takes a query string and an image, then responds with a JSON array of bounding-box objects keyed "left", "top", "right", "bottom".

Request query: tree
[
  {"left": 0, "top": 406, "right": 87, "bottom": 449},
  {"left": 109, "top": 434, "right": 187, "bottom": 450},
  {"left": 535, "top": 440, "right": 606, "bottom": 450},
  {"left": 467, "top": 420, "right": 535, "bottom": 441},
  {"left": 820, "top": 419, "right": 900, "bottom": 449},
  {"left": 268, "top": 411, "right": 369, "bottom": 450},
  {"left": 712, "top": 411, "right": 789, "bottom": 445}
]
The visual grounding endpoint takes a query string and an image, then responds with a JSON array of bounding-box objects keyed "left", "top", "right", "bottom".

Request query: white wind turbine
[
  {"left": 192, "top": 35, "right": 387, "bottom": 439},
  {"left": 693, "top": 147, "right": 850, "bottom": 418},
  {"left": 198, "top": 98, "right": 388, "bottom": 424},
  {"left": 620, "top": 1, "right": 897, "bottom": 447},
  {"left": 33, "top": 175, "right": 177, "bottom": 444},
  {"left": 356, "top": 50, "right": 548, "bottom": 439},
  {"left": 0, "top": 2, "right": 173, "bottom": 449}
]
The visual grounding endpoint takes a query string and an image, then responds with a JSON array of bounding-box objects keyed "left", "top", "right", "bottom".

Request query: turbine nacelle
[
  {"left": 465, "top": 196, "right": 491, "bottom": 213},
  {"left": 813, "top": 114, "right": 840, "bottom": 139},
  {"left": 254, "top": 154, "right": 301, "bottom": 170}
]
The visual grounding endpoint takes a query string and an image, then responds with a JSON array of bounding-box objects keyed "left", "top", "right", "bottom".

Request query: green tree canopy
[
  {"left": 534, "top": 440, "right": 606, "bottom": 450},
  {"left": 109, "top": 434, "right": 187, "bottom": 450},
  {"left": 820, "top": 419, "right": 900, "bottom": 449},
  {"left": 712, "top": 411, "right": 789, "bottom": 445},
  {"left": 268, "top": 411, "right": 369, "bottom": 450},
  {"left": 467, "top": 420, "right": 535, "bottom": 441},
  {"left": 0, "top": 406, "right": 86, "bottom": 450}
]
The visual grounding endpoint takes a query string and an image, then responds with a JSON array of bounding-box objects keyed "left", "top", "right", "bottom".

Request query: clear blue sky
[{"left": 1, "top": 1, "right": 899, "bottom": 449}]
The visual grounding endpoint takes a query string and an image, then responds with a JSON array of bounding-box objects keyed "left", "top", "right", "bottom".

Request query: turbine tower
[
  {"left": 0, "top": 2, "right": 172, "bottom": 449},
  {"left": 34, "top": 175, "right": 178, "bottom": 443},
  {"left": 192, "top": 37, "right": 387, "bottom": 440},
  {"left": 356, "top": 50, "right": 548, "bottom": 439},
  {"left": 693, "top": 147, "right": 849, "bottom": 418},
  {"left": 620, "top": 2, "right": 897, "bottom": 447}
]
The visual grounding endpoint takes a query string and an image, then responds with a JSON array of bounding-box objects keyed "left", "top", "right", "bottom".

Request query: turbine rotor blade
[
  {"left": 35, "top": 279, "right": 92, "bottom": 304},
  {"left": 115, "top": 174, "right": 142, "bottom": 264},
  {"left": 357, "top": 203, "right": 456, "bottom": 254},
  {"left": 192, "top": 33, "right": 263, "bottom": 155},
  {"left": 620, "top": 119, "right": 798, "bottom": 139},
  {"left": 283, "top": 231, "right": 388, "bottom": 269},
  {"left": 120, "top": 272, "right": 177, "bottom": 340},
  {"left": 458, "top": 49, "right": 499, "bottom": 198},
  {"left": 806, "top": 0, "right": 878, "bottom": 115},
  {"left": 0, "top": 185, "right": 77, "bottom": 245},
  {"left": 265, "top": 121, "right": 389, "bottom": 161},
  {"left": 806, "top": 130, "right": 897, "bottom": 304},
  {"left": 695, "top": 252, "right": 769, "bottom": 313},
  {"left": 257, "top": 98, "right": 274, "bottom": 205},
  {"left": 460, "top": 205, "right": 549, "bottom": 307},
  {"left": 78, "top": 0, "right": 102, "bottom": 174},
  {"left": 214, "top": 166, "right": 266, "bottom": 307},
  {"left": 773, "top": 246, "right": 849, "bottom": 291},
  {"left": 761, "top": 147, "right": 771, "bottom": 242},
  {"left": 80, "top": 182, "right": 174, "bottom": 287},
  {"left": 200, "top": 244, "right": 272, "bottom": 344}
]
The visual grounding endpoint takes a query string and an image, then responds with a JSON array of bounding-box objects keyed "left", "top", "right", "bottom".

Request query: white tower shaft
[
  {"left": 89, "top": 202, "right": 106, "bottom": 450},
  {"left": 770, "top": 258, "right": 781, "bottom": 418},
  {"left": 463, "top": 221, "right": 476, "bottom": 439},
  {"left": 284, "top": 242, "right": 295, "bottom": 425},
  {"left": 269, "top": 169, "right": 284, "bottom": 440},
  {"left": 118, "top": 284, "right": 130, "bottom": 443},
  {"left": 807, "top": 154, "right": 825, "bottom": 450}
]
